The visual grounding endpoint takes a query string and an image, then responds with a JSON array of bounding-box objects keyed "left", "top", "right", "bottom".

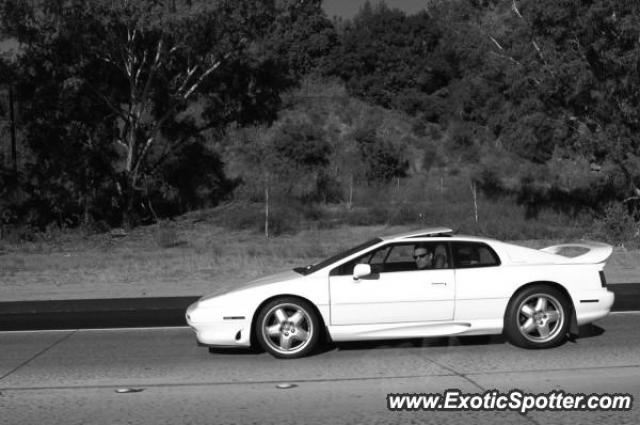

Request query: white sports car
[{"left": 186, "top": 227, "right": 615, "bottom": 358}]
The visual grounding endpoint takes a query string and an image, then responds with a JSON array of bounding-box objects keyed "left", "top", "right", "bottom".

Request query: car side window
[
  {"left": 330, "top": 242, "right": 451, "bottom": 275},
  {"left": 385, "top": 245, "right": 413, "bottom": 263},
  {"left": 452, "top": 242, "right": 500, "bottom": 268},
  {"left": 368, "top": 246, "right": 391, "bottom": 266},
  {"left": 329, "top": 246, "right": 387, "bottom": 276},
  {"left": 382, "top": 244, "right": 417, "bottom": 273}
]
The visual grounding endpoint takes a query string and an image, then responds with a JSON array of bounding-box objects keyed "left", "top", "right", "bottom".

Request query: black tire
[
  {"left": 254, "top": 297, "right": 320, "bottom": 359},
  {"left": 504, "top": 285, "right": 570, "bottom": 349}
]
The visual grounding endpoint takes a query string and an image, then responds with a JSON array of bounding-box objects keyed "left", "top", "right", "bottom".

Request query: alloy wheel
[
  {"left": 516, "top": 293, "right": 565, "bottom": 344},
  {"left": 260, "top": 302, "right": 314, "bottom": 356}
]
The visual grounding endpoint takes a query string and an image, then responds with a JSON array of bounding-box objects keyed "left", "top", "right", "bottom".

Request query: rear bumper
[{"left": 575, "top": 289, "right": 615, "bottom": 325}]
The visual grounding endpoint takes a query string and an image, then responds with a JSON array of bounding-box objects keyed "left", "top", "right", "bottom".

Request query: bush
[
  {"left": 209, "top": 201, "right": 304, "bottom": 237},
  {"left": 211, "top": 202, "right": 264, "bottom": 231},
  {"left": 387, "top": 203, "right": 428, "bottom": 225},
  {"left": 343, "top": 206, "right": 385, "bottom": 226},
  {"left": 592, "top": 202, "right": 639, "bottom": 245},
  {"left": 267, "top": 206, "right": 303, "bottom": 236}
]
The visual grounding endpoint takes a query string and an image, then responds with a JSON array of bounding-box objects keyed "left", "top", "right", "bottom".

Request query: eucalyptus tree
[
  {"left": 478, "top": 0, "right": 640, "bottom": 214},
  {"left": 1, "top": 0, "right": 291, "bottom": 226}
]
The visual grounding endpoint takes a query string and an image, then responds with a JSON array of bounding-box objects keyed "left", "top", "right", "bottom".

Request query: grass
[{"left": 0, "top": 221, "right": 414, "bottom": 301}]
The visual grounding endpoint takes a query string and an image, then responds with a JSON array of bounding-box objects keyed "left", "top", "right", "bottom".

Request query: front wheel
[
  {"left": 504, "top": 285, "right": 570, "bottom": 349},
  {"left": 255, "top": 297, "right": 320, "bottom": 359}
]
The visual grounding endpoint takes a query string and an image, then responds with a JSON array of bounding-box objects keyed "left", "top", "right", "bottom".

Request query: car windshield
[{"left": 294, "top": 238, "right": 383, "bottom": 275}]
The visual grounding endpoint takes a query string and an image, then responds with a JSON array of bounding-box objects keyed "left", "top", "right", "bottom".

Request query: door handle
[{"left": 431, "top": 282, "right": 447, "bottom": 285}]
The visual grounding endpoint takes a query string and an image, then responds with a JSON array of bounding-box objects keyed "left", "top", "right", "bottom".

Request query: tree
[
  {"left": 156, "top": 142, "right": 237, "bottom": 216},
  {"left": 353, "top": 123, "right": 408, "bottom": 184},
  {"left": 0, "top": 36, "right": 20, "bottom": 195},
  {"left": 225, "top": 112, "right": 332, "bottom": 237},
  {"left": 266, "top": 0, "right": 338, "bottom": 78},
  {"left": 331, "top": 3, "right": 450, "bottom": 115},
  {"left": 225, "top": 125, "right": 284, "bottom": 238},
  {"left": 476, "top": 0, "right": 640, "bottom": 213},
  {"left": 1, "top": 0, "right": 293, "bottom": 227}
]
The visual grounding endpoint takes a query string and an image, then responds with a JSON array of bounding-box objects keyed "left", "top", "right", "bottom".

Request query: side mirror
[{"left": 353, "top": 263, "right": 371, "bottom": 280}]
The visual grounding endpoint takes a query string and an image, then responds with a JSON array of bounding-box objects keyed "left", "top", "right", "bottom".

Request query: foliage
[
  {"left": 466, "top": 0, "right": 640, "bottom": 213},
  {"left": 4, "top": 0, "right": 640, "bottom": 237},
  {"left": 325, "top": 0, "right": 640, "bottom": 224},
  {"left": 225, "top": 77, "right": 419, "bottom": 208},
  {"left": 0, "top": 0, "right": 300, "bottom": 228},
  {"left": 266, "top": 0, "right": 338, "bottom": 77},
  {"left": 592, "top": 202, "right": 639, "bottom": 245},
  {"left": 153, "top": 142, "right": 238, "bottom": 218},
  {"left": 353, "top": 126, "right": 408, "bottom": 183},
  {"left": 330, "top": 2, "right": 450, "bottom": 116}
]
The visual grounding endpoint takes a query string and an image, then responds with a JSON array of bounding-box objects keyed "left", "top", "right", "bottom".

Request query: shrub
[
  {"left": 266, "top": 206, "right": 303, "bottom": 236},
  {"left": 592, "top": 202, "right": 639, "bottom": 245},
  {"left": 209, "top": 201, "right": 305, "bottom": 237},
  {"left": 212, "top": 202, "right": 263, "bottom": 231}
]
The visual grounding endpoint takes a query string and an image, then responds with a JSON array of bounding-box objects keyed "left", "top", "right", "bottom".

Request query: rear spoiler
[{"left": 539, "top": 241, "right": 613, "bottom": 264}]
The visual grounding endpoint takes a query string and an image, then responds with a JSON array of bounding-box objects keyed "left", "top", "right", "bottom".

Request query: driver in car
[{"left": 413, "top": 246, "right": 434, "bottom": 270}]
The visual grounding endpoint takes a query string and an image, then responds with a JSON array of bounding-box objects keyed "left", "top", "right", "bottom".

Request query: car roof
[
  {"left": 380, "top": 227, "right": 455, "bottom": 240},
  {"left": 380, "top": 227, "right": 502, "bottom": 243}
]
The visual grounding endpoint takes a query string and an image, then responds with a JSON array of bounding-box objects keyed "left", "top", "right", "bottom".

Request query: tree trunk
[
  {"left": 347, "top": 174, "right": 353, "bottom": 210},
  {"left": 126, "top": 124, "right": 136, "bottom": 175},
  {"left": 122, "top": 122, "right": 139, "bottom": 229},
  {"left": 120, "top": 175, "right": 136, "bottom": 230},
  {"left": 9, "top": 85, "right": 17, "bottom": 187},
  {"left": 82, "top": 194, "right": 90, "bottom": 226},
  {"left": 470, "top": 180, "right": 478, "bottom": 223}
]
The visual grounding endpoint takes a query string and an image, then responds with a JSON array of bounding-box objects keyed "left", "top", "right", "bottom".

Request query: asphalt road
[{"left": 1, "top": 313, "right": 638, "bottom": 425}]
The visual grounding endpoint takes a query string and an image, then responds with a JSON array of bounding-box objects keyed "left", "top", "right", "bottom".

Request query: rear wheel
[
  {"left": 504, "top": 285, "right": 570, "bottom": 349},
  {"left": 255, "top": 297, "right": 320, "bottom": 359}
]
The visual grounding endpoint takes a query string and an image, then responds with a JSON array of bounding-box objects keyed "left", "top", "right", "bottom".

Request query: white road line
[{"left": 0, "top": 329, "right": 75, "bottom": 334}]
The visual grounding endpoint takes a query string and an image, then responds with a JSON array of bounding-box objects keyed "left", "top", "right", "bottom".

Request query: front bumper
[{"left": 186, "top": 301, "right": 252, "bottom": 347}]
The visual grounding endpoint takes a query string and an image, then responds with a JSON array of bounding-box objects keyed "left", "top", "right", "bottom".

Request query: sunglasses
[{"left": 413, "top": 253, "right": 430, "bottom": 260}]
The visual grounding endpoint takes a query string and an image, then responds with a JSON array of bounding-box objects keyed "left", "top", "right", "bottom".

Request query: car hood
[
  {"left": 236, "top": 269, "right": 302, "bottom": 291},
  {"left": 200, "top": 269, "right": 302, "bottom": 301}
]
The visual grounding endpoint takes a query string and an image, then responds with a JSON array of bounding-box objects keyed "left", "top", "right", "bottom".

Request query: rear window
[{"left": 452, "top": 242, "right": 500, "bottom": 268}]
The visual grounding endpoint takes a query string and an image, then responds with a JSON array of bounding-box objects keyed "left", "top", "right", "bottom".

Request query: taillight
[{"left": 599, "top": 271, "right": 607, "bottom": 288}]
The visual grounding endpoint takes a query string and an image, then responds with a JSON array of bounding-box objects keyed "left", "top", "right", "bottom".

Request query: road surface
[{"left": 1, "top": 313, "right": 638, "bottom": 425}]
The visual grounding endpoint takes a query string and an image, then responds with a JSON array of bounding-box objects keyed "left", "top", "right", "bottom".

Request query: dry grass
[
  {"left": 0, "top": 222, "right": 413, "bottom": 301},
  {"left": 0, "top": 220, "right": 638, "bottom": 302}
]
